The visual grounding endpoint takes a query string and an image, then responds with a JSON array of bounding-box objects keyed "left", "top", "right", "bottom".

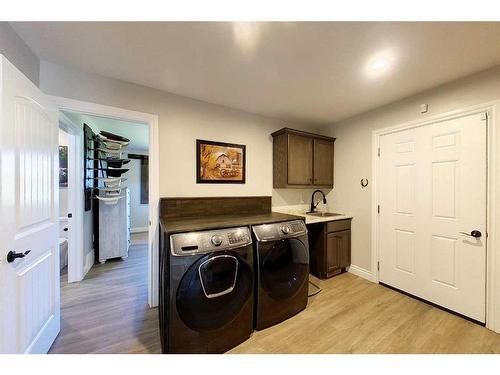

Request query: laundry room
[{"left": 3, "top": 10, "right": 500, "bottom": 368}]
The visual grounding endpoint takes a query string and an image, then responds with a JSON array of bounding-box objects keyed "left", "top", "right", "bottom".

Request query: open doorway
[
  {"left": 58, "top": 126, "right": 71, "bottom": 282},
  {"left": 61, "top": 111, "right": 150, "bottom": 268},
  {"left": 50, "top": 110, "right": 158, "bottom": 353},
  {"left": 58, "top": 113, "right": 85, "bottom": 284}
]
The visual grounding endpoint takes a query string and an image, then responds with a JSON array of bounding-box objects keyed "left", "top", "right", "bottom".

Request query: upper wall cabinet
[{"left": 272, "top": 128, "right": 335, "bottom": 188}]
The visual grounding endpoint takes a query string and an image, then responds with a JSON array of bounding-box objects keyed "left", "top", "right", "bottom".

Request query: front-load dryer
[
  {"left": 252, "top": 220, "right": 309, "bottom": 330},
  {"left": 159, "top": 226, "right": 254, "bottom": 353}
]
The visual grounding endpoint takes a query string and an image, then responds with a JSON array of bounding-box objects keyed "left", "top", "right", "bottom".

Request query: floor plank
[
  {"left": 50, "top": 246, "right": 500, "bottom": 354},
  {"left": 229, "top": 274, "right": 500, "bottom": 354},
  {"left": 49, "top": 244, "right": 161, "bottom": 354}
]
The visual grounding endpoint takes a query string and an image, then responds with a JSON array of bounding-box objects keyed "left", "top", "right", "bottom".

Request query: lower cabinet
[{"left": 309, "top": 219, "right": 351, "bottom": 279}]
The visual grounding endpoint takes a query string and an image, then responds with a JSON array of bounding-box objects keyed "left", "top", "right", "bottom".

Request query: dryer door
[
  {"left": 176, "top": 251, "right": 253, "bottom": 332},
  {"left": 260, "top": 237, "right": 309, "bottom": 300}
]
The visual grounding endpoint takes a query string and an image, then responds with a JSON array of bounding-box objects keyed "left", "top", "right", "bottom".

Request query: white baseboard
[
  {"left": 131, "top": 227, "right": 148, "bottom": 233},
  {"left": 348, "top": 264, "right": 376, "bottom": 282},
  {"left": 83, "top": 250, "right": 94, "bottom": 277}
]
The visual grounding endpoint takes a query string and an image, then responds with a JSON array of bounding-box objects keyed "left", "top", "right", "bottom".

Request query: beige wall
[
  {"left": 40, "top": 60, "right": 321, "bottom": 206},
  {"left": 0, "top": 22, "right": 39, "bottom": 85},
  {"left": 328, "top": 64, "right": 500, "bottom": 272}
]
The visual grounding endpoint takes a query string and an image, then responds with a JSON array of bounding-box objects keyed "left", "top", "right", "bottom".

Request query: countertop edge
[
  {"left": 160, "top": 212, "right": 304, "bottom": 236},
  {"left": 271, "top": 209, "right": 353, "bottom": 225}
]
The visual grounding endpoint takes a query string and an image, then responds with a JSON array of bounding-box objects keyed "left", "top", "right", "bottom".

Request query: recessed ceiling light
[
  {"left": 371, "top": 58, "right": 388, "bottom": 71},
  {"left": 365, "top": 51, "right": 396, "bottom": 78}
]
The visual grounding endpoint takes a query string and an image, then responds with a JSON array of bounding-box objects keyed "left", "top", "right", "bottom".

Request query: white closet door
[
  {"left": 379, "top": 112, "right": 487, "bottom": 322},
  {"left": 0, "top": 55, "right": 60, "bottom": 353}
]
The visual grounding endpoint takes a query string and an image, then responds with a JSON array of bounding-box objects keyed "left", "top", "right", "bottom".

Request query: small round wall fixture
[{"left": 360, "top": 178, "right": 369, "bottom": 188}]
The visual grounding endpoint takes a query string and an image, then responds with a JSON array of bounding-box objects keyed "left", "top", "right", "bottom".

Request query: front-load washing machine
[
  {"left": 159, "top": 226, "right": 254, "bottom": 353},
  {"left": 252, "top": 220, "right": 309, "bottom": 330}
]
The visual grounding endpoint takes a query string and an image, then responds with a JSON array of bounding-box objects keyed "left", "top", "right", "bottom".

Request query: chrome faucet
[{"left": 309, "top": 190, "right": 327, "bottom": 213}]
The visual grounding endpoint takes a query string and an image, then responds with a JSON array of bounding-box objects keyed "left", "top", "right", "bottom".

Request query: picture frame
[{"left": 196, "top": 139, "right": 246, "bottom": 184}]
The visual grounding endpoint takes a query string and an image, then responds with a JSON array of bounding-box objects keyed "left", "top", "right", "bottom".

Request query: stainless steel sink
[{"left": 305, "top": 212, "right": 343, "bottom": 217}]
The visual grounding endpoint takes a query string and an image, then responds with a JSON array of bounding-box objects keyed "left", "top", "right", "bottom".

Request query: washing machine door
[
  {"left": 176, "top": 251, "right": 253, "bottom": 332},
  {"left": 260, "top": 237, "right": 309, "bottom": 300}
]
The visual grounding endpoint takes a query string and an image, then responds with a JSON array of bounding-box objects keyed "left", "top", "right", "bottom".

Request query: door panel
[
  {"left": 326, "top": 233, "right": 341, "bottom": 271},
  {"left": 287, "top": 134, "right": 313, "bottom": 185},
  {"left": 261, "top": 238, "right": 309, "bottom": 300},
  {"left": 327, "top": 230, "right": 350, "bottom": 273},
  {"left": 379, "top": 112, "right": 486, "bottom": 322},
  {"left": 176, "top": 252, "right": 252, "bottom": 332},
  {"left": 313, "top": 139, "right": 334, "bottom": 186},
  {"left": 17, "top": 250, "right": 55, "bottom": 352},
  {"left": 379, "top": 128, "right": 420, "bottom": 295},
  {"left": 0, "top": 55, "right": 60, "bottom": 353}
]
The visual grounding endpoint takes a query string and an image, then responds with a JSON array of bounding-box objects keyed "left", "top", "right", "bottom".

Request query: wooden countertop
[{"left": 160, "top": 212, "right": 302, "bottom": 235}]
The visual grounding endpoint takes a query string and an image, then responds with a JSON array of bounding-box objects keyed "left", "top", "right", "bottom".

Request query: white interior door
[
  {"left": 0, "top": 55, "right": 60, "bottom": 353},
  {"left": 378, "top": 112, "right": 487, "bottom": 322}
]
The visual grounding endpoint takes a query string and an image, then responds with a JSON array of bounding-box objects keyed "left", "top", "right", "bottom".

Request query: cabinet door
[
  {"left": 326, "top": 230, "right": 351, "bottom": 273},
  {"left": 313, "top": 139, "right": 334, "bottom": 186},
  {"left": 287, "top": 134, "right": 313, "bottom": 185}
]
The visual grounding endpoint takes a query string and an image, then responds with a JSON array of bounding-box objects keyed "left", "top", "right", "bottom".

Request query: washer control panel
[
  {"left": 170, "top": 226, "right": 252, "bottom": 256},
  {"left": 252, "top": 220, "right": 307, "bottom": 242}
]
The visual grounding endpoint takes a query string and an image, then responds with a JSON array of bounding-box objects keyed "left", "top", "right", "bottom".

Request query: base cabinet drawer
[
  {"left": 326, "top": 219, "right": 351, "bottom": 232},
  {"left": 309, "top": 219, "right": 352, "bottom": 279}
]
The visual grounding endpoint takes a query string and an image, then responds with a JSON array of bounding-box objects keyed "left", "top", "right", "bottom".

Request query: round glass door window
[
  {"left": 261, "top": 238, "right": 309, "bottom": 300},
  {"left": 176, "top": 252, "right": 252, "bottom": 332}
]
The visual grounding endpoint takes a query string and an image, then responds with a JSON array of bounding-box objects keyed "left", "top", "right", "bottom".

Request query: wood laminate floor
[
  {"left": 231, "top": 274, "right": 500, "bottom": 354},
  {"left": 49, "top": 244, "right": 161, "bottom": 354},
  {"left": 50, "top": 244, "right": 500, "bottom": 354}
]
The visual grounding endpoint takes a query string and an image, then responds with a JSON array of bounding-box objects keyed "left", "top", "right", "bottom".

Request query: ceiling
[
  {"left": 12, "top": 22, "right": 500, "bottom": 125},
  {"left": 63, "top": 111, "right": 149, "bottom": 152}
]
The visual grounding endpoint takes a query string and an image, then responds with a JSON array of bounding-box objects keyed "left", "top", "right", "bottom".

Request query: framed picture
[
  {"left": 59, "top": 145, "right": 68, "bottom": 187},
  {"left": 196, "top": 139, "right": 246, "bottom": 184}
]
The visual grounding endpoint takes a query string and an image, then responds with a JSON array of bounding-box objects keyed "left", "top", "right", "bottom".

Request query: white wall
[
  {"left": 127, "top": 154, "right": 149, "bottom": 231},
  {"left": 39, "top": 60, "right": 322, "bottom": 206},
  {"left": 0, "top": 22, "right": 39, "bottom": 85},
  {"left": 328, "top": 64, "right": 500, "bottom": 272}
]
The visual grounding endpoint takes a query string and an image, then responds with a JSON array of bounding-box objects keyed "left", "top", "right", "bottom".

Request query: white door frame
[
  {"left": 371, "top": 100, "right": 500, "bottom": 333},
  {"left": 58, "top": 112, "right": 85, "bottom": 282},
  {"left": 47, "top": 95, "right": 160, "bottom": 308}
]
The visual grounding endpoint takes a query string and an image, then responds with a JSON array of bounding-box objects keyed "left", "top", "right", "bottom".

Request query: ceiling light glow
[
  {"left": 365, "top": 50, "right": 396, "bottom": 78},
  {"left": 371, "top": 58, "right": 388, "bottom": 71}
]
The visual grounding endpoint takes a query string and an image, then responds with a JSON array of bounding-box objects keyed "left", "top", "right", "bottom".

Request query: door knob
[
  {"left": 459, "top": 230, "right": 482, "bottom": 238},
  {"left": 7, "top": 250, "right": 31, "bottom": 263}
]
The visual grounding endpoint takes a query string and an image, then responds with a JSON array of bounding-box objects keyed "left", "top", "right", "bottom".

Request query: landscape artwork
[{"left": 196, "top": 139, "right": 246, "bottom": 184}]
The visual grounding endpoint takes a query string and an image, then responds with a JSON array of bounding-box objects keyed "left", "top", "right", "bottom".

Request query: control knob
[
  {"left": 211, "top": 234, "right": 224, "bottom": 246},
  {"left": 280, "top": 225, "right": 291, "bottom": 234}
]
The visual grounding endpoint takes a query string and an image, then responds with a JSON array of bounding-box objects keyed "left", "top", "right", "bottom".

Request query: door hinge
[
  {"left": 377, "top": 261, "right": 380, "bottom": 271},
  {"left": 481, "top": 112, "right": 489, "bottom": 121},
  {"left": 377, "top": 147, "right": 380, "bottom": 157},
  {"left": 377, "top": 205, "right": 380, "bottom": 214}
]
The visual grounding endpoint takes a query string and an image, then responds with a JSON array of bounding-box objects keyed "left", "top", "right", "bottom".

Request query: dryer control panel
[
  {"left": 170, "top": 226, "right": 252, "bottom": 256},
  {"left": 252, "top": 220, "right": 307, "bottom": 242}
]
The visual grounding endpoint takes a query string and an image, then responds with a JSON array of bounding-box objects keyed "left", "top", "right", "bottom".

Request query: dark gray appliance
[
  {"left": 252, "top": 220, "right": 309, "bottom": 330},
  {"left": 159, "top": 226, "right": 254, "bottom": 353}
]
